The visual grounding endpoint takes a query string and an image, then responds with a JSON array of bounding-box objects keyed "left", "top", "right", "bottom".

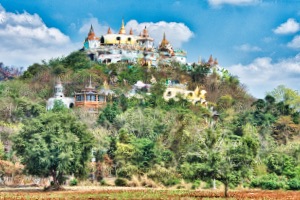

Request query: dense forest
[{"left": 0, "top": 51, "right": 299, "bottom": 196}]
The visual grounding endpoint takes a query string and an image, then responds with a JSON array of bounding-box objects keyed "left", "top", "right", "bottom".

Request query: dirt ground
[{"left": 0, "top": 186, "right": 299, "bottom": 199}]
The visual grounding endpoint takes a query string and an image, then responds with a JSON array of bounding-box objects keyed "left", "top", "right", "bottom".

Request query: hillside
[{"left": 0, "top": 51, "right": 299, "bottom": 195}]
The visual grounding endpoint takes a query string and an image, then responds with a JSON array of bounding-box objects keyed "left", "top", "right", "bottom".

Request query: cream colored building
[{"left": 163, "top": 83, "right": 207, "bottom": 105}]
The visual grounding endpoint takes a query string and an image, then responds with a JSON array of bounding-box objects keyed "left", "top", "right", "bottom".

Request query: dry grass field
[{"left": 0, "top": 186, "right": 299, "bottom": 199}]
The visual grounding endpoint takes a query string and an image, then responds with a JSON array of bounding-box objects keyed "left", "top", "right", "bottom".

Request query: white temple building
[{"left": 46, "top": 79, "right": 75, "bottom": 110}]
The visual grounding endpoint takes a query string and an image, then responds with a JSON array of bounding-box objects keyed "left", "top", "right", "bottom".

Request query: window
[
  {"left": 98, "top": 95, "right": 105, "bottom": 102},
  {"left": 76, "top": 95, "right": 84, "bottom": 101},
  {"left": 86, "top": 95, "right": 96, "bottom": 101}
]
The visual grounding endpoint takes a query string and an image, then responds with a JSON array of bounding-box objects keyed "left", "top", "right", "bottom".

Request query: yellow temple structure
[
  {"left": 83, "top": 19, "right": 187, "bottom": 66},
  {"left": 163, "top": 83, "right": 207, "bottom": 106}
]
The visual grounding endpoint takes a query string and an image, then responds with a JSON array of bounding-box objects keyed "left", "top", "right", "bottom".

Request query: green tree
[
  {"left": 98, "top": 102, "right": 121, "bottom": 127},
  {"left": 21, "top": 63, "right": 49, "bottom": 79},
  {"left": 266, "top": 153, "right": 297, "bottom": 178},
  {"left": 62, "top": 51, "right": 91, "bottom": 71},
  {"left": 191, "top": 64, "right": 210, "bottom": 83},
  {"left": 13, "top": 110, "right": 94, "bottom": 190},
  {"left": 183, "top": 123, "right": 258, "bottom": 197},
  {"left": 268, "top": 85, "right": 300, "bottom": 110}
]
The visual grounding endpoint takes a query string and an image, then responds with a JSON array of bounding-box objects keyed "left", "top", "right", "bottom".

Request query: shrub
[
  {"left": 261, "top": 179, "right": 282, "bottom": 190},
  {"left": 140, "top": 175, "right": 159, "bottom": 188},
  {"left": 127, "top": 175, "right": 141, "bottom": 187},
  {"left": 250, "top": 177, "right": 260, "bottom": 188},
  {"left": 117, "top": 164, "right": 139, "bottom": 179},
  {"left": 265, "top": 153, "right": 296, "bottom": 178},
  {"left": 287, "top": 178, "right": 300, "bottom": 190},
  {"left": 69, "top": 178, "right": 78, "bottom": 186},
  {"left": 99, "top": 179, "right": 107, "bottom": 186},
  {"left": 250, "top": 174, "right": 287, "bottom": 190},
  {"left": 165, "top": 178, "right": 180, "bottom": 186},
  {"left": 191, "top": 180, "right": 201, "bottom": 190},
  {"left": 147, "top": 164, "right": 180, "bottom": 186},
  {"left": 115, "top": 178, "right": 127, "bottom": 186}
]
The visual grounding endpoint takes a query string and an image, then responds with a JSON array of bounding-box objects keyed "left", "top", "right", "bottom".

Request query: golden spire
[
  {"left": 119, "top": 18, "right": 126, "bottom": 34},
  {"left": 107, "top": 27, "right": 112, "bottom": 34},
  {"left": 159, "top": 32, "right": 169, "bottom": 49}
]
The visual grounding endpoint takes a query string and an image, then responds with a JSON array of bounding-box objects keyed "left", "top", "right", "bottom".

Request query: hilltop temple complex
[
  {"left": 83, "top": 20, "right": 187, "bottom": 67},
  {"left": 45, "top": 20, "right": 222, "bottom": 112}
]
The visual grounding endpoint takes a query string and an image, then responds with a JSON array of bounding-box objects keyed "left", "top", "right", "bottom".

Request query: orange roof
[{"left": 87, "top": 24, "right": 99, "bottom": 40}]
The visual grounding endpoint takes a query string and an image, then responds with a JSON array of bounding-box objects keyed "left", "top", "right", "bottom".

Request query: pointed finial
[
  {"left": 122, "top": 18, "right": 125, "bottom": 27},
  {"left": 142, "top": 26, "right": 149, "bottom": 37},
  {"left": 129, "top": 28, "right": 133, "bottom": 35},
  {"left": 119, "top": 18, "right": 126, "bottom": 34},
  {"left": 159, "top": 32, "right": 169, "bottom": 49},
  {"left": 214, "top": 58, "right": 218, "bottom": 65},
  {"left": 107, "top": 27, "right": 112, "bottom": 34},
  {"left": 89, "top": 24, "right": 94, "bottom": 34}
]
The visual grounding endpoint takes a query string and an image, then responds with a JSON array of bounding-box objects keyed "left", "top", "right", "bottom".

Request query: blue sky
[{"left": 0, "top": 0, "right": 300, "bottom": 98}]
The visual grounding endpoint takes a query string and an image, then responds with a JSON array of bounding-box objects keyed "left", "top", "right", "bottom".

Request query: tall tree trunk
[
  {"left": 48, "top": 170, "right": 61, "bottom": 191},
  {"left": 224, "top": 182, "right": 229, "bottom": 197}
]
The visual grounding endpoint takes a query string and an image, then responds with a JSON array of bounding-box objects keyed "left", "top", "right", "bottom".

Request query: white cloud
[
  {"left": 227, "top": 54, "right": 300, "bottom": 98},
  {"left": 288, "top": 35, "right": 300, "bottom": 49},
  {"left": 208, "top": 0, "right": 259, "bottom": 6},
  {"left": 79, "top": 17, "right": 114, "bottom": 36},
  {"left": 125, "top": 20, "right": 194, "bottom": 48},
  {"left": 0, "top": 4, "right": 76, "bottom": 67},
  {"left": 274, "top": 18, "right": 300, "bottom": 34},
  {"left": 234, "top": 44, "right": 262, "bottom": 52}
]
